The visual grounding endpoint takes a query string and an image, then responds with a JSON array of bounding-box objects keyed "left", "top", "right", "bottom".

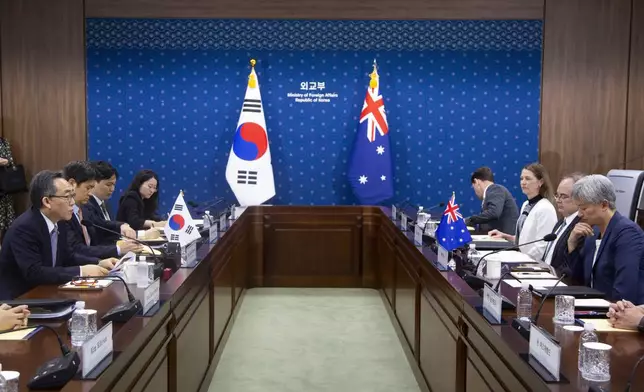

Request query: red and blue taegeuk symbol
[
  {"left": 168, "top": 214, "right": 185, "bottom": 231},
  {"left": 232, "top": 122, "right": 268, "bottom": 161}
]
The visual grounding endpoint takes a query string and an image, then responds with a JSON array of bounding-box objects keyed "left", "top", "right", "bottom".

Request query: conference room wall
[
  {"left": 626, "top": 0, "right": 644, "bottom": 170},
  {"left": 85, "top": 19, "right": 541, "bottom": 213},
  {"left": 0, "top": 0, "right": 87, "bottom": 211}
]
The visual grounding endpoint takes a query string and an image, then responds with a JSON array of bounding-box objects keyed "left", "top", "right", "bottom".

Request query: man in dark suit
[
  {"left": 61, "top": 161, "right": 141, "bottom": 259},
  {"left": 83, "top": 161, "right": 136, "bottom": 245},
  {"left": 543, "top": 173, "right": 585, "bottom": 277},
  {"left": 565, "top": 175, "right": 644, "bottom": 304},
  {"left": 0, "top": 171, "right": 112, "bottom": 300},
  {"left": 465, "top": 167, "right": 519, "bottom": 234}
]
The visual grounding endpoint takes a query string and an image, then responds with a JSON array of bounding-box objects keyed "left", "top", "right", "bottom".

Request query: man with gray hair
[
  {"left": 564, "top": 174, "right": 644, "bottom": 303},
  {"left": 543, "top": 173, "right": 585, "bottom": 276}
]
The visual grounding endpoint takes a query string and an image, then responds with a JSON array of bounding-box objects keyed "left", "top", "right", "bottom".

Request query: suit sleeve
[
  {"left": 82, "top": 204, "right": 123, "bottom": 244},
  {"left": 63, "top": 221, "right": 117, "bottom": 261},
  {"left": 119, "top": 196, "right": 147, "bottom": 230},
  {"left": 467, "top": 186, "right": 504, "bottom": 225},
  {"left": 11, "top": 224, "right": 81, "bottom": 285},
  {"left": 562, "top": 238, "right": 587, "bottom": 285},
  {"left": 610, "top": 226, "right": 644, "bottom": 303}
]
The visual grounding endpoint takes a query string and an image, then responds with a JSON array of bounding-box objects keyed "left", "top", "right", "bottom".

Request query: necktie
[
  {"left": 542, "top": 219, "right": 565, "bottom": 261},
  {"left": 100, "top": 202, "right": 110, "bottom": 220},
  {"left": 50, "top": 228, "right": 58, "bottom": 267},
  {"left": 77, "top": 208, "right": 91, "bottom": 246}
]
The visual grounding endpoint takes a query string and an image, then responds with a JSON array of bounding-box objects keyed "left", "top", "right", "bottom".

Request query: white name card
[
  {"left": 81, "top": 322, "right": 113, "bottom": 377},
  {"left": 401, "top": 214, "right": 408, "bottom": 231},
  {"left": 209, "top": 221, "right": 219, "bottom": 245},
  {"left": 483, "top": 285, "right": 502, "bottom": 323},
  {"left": 182, "top": 240, "right": 198, "bottom": 267},
  {"left": 391, "top": 205, "right": 397, "bottom": 219},
  {"left": 142, "top": 278, "right": 160, "bottom": 315},
  {"left": 437, "top": 245, "right": 449, "bottom": 267},
  {"left": 529, "top": 323, "right": 561, "bottom": 380},
  {"left": 219, "top": 213, "right": 227, "bottom": 233},
  {"left": 414, "top": 224, "right": 423, "bottom": 246}
]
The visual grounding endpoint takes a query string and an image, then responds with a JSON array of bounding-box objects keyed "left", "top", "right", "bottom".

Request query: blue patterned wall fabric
[{"left": 86, "top": 19, "right": 542, "bottom": 216}]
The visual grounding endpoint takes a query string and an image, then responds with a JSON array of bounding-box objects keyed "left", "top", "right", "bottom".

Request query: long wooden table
[{"left": 1, "top": 206, "right": 643, "bottom": 391}]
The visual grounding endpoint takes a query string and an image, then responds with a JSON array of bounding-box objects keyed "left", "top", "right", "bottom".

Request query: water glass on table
[
  {"left": 581, "top": 342, "right": 612, "bottom": 382},
  {"left": 553, "top": 295, "right": 575, "bottom": 324}
]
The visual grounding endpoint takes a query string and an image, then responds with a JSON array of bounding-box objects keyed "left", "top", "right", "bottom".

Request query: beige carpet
[{"left": 208, "top": 288, "right": 421, "bottom": 392}]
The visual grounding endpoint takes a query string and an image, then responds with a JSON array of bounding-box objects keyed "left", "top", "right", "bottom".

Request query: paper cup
[{"left": 1, "top": 371, "right": 20, "bottom": 392}]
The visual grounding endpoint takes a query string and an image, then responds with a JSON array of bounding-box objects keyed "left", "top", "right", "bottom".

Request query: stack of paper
[
  {"left": 503, "top": 279, "right": 568, "bottom": 289},
  {"left": 480, "top": 250, "right": 536, "bottom": 263},
  {"left": 575, "top": 298, "right": 611, "bottom": 308}
]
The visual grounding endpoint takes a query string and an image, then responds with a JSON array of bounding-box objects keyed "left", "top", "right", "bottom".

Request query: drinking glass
[
  {"left": 553, "top": 295, "right": 575, "bottom": 324},
  {"left": 581, "top": 342, "right": 611, "bottom": 382}
]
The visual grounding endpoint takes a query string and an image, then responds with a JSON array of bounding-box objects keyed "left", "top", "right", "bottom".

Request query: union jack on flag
[{"left": 436, "top": 193, "right": 472, "bottom": 251}]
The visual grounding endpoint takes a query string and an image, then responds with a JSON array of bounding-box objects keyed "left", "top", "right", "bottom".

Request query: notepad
[
  {"left": 0, "top": 327, "right": 40, "bottom": 340},
  {"left": 471, "top": 235, "right": 508, "bottom": 242},
  {"left": 504, "top": 279, "right": 568, "bottom": 289},
  {"left": 575, "top": 299, "right": 611, "bottom": 308},
  {"left": 578, "top": 318, "right": 639, "bottom": 332}
]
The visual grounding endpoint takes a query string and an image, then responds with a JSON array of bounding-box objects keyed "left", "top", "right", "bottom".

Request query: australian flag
[
  {"left": 436, "top": 194, "right": 472, "bottom": 251},
  {"left": 347, "top": 62, "right": 394, "bottom": 205}
]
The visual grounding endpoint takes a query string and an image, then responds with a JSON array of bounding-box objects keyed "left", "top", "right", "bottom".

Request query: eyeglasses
[
  {"left": 48, "top": 194, "right": 76, "bottom": 203},
  {"left": 554, "top": 193, "right": 571, "bottom": 200}
]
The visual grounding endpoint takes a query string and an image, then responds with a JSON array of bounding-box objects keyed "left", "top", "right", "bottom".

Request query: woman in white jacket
[{"left": 489, "top": 163, "right": 558, "bottom": 260}]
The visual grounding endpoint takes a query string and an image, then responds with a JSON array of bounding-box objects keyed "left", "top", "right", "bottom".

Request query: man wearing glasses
[
  {"left": 542, "top": 173, "right": 585, "bottom": 277},
  {"left": 0, "top": 171, "right": 112, "bottom": 299}
]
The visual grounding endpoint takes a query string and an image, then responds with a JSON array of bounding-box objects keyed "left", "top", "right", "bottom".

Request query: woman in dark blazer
[{"left": 116, "top": 170, "right": 166, "bottom": 230}]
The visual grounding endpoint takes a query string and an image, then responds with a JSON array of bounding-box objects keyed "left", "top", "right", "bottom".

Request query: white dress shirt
[{"left": 543, "top": 211, "right": 578, "bottom": 265}]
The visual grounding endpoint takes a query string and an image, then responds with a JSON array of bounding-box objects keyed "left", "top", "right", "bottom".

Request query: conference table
[{"left": 1, "top": 206, "right": 643, "bottom": 391}]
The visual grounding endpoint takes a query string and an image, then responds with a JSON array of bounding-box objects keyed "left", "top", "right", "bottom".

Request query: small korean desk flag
[
  {"left": 164, "top": 191, "right": 202, "bottom": 247},
  {"left": 347, "top": 61, "right": 394, "bottom": 205},
  {"left": 225, "top": 59, "right": 276, "bottom": 206},
  {"left": 436, "top": 193, "right": 472, "bottom": 251}
]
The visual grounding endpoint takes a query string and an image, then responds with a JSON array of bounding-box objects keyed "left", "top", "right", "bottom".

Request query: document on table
[
  {"left": 193, "top": 219, "right": 204, "bottom": 225},
  {"left": 480, "top": 250, "right": 536, "bottom": 263},
  {"left": 503, "top": 279, "right": 568, "bottom": 289},
  {"left": 578, "top": 318, "right": 638, "bottom": 332},
  {"left": 575, "top": 298, "right": 611, "bottom": 308},
  {"left": 511, "top": 271, "right": 558, "bottom": 280},
  {"left": 0, "top": 327, "right": 40, "bottom": 340},
  {"left": 471, "top": 235, "right": 508, "bottom": 242}
]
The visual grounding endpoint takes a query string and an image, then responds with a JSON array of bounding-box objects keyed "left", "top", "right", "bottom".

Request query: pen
[
  {"left": 574, "top": 311, "right": 604, "bottom": 317},
  {"left": 575, "top": 319, "right": 585, "bottom": 326}
]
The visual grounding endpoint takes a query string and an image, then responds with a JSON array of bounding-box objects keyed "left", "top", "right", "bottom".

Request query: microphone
[
  {"left": 625, "top": 353, "right": 644, "bottom": 392},
  {"left": 511, "top": 273, "right": 567, "bottom": 340},
  {"left": 187, "top": 197, "right": 225, "bottom": 216},
  {"left": 492, "top": 270, "right": 533, "bottom": 292},
  {"left": 27, "top": 325, "right": 80, "bottom": 389},
  {"left": 76, "top": 275, "right": 142, "bottom": 323},
  {"left": 463, "top": 233, "right": 557, "bottom": 290},
  {"left": 81, "top": 219, "right": 161, "bottom": 265}
]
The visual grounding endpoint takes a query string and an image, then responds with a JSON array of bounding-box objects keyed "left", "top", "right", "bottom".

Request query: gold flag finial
[
  {"left": 369, "top": 59, "right": 378, "bottom": 89},
  {"left": 248, "top": 59, "right": 257, "bottom": 88}
]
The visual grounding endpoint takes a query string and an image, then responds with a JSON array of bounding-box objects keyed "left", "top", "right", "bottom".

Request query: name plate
[
  {"left": 483, "top": 285, "right": 503, "bottom": 323},
  {"left": 437, "top": 245, "right": 449, "bottom": 267},
  {"left": 81, "top": 322, "right": 113, "bottom": 377},
  {"left": 233, "top": 206, "right": 247, "bottom": 219},
  {"left": 401, "top": 213, "right": 408, "bottom": 231},
  {"left": 142, "top": 278, "right": 160, "bottom": 315},
  {"left": 182, "top": 240, "right": 198, "bottom": 267},
  {"left": 414, "top": 224, "right": 423, "bottom": 246},
  {"left": 219, "top": 213, "right": 227, "bottom": 233},
  {"left": 529, "top": 323, "right": 561, "bottom": 380},
  {"left": 391, "top": 204, "right": 397, "bottom": 219},
  {"left": 209, "top": 221, "right": 219, "bottom": 244}
]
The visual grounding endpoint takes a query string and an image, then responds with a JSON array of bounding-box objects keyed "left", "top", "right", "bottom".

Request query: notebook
[{"left": 532, "top": 286, "right": 605, "bottom": 299}]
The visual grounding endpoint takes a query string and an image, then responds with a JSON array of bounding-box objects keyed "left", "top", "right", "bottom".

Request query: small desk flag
[
  {"left": 225, "top": 59, "right": 276, "bottom": 206},
  {"left": 347, "top": 61, "right": 394, "bottom": 205},
  {"left": 164, "top": 191, "right": 202, "bottom": 247},
  {"left": 436, "top": 193, "right": 472, "bottom": 251}
]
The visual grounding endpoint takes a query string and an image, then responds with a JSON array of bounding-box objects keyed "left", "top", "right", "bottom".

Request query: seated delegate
[
  {"left": 0, "top": 171, "right": 115, "bottom": 300},
  {"left": 116, "top": 169, "right": 166, "bottom": 231},
  {"left": 488, "top": 163, "right": 558, "bottom": 260},
  {"left": 564, "top": 175, "right": 644, "bottom": 303},
  {"left": 607, "top": 300, "right": 644, "bottom": 332}
]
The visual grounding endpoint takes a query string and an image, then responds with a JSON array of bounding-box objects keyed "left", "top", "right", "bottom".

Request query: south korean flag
[{"left": 164, "top": 191, "right": 201, "bottom": 247}]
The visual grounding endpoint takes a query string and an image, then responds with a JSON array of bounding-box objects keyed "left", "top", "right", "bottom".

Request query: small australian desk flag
[
  {"left": 436, "top": 193, "right": 472, "bottom": 251},
  {"left": 347, "top": 61, "right": 394, "bottom": 205}
]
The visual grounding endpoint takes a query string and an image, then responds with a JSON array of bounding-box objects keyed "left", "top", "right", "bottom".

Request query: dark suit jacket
[
  {"left": 467, "top": 183, "right": 519, "bottom": 235},
  {"left": 83, "top": 196, "right": 124, "bottom": 245},
  {"left": 564, "top": 211, "right": 644, "bottom": 303},
  {"left": 61, "top": 211, "right": 119, "bottom": 259},
  {"left": 0, "top": 208, "right": 97, "bottom": 300},
  {"left": 116, "top": 191, "right": 162, "bottom": 230},
  {"left": 549, "top": 215, "right": 582, "bottom": 278}
]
